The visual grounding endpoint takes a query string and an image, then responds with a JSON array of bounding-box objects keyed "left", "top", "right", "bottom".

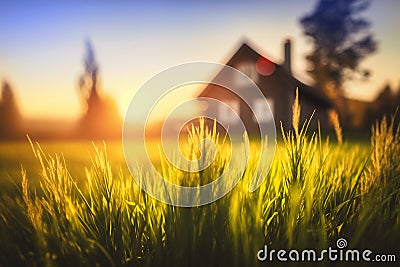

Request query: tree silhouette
[
  {"left": 0, "top": 81, "right": 22, "bottom": 139},
  {"left": 366, "top": 84, "right": 400, "bottom": 127},
  {"left": 300, "top": 0, "right": 377, "bottom": 97},
  {"left": 78, "top": 40, "right": 121, "bottom": 138}
]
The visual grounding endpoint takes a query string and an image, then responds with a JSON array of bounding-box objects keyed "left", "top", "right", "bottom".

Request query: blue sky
[{"left": 0, "top": 0, "right": 399, "bottom": 119}]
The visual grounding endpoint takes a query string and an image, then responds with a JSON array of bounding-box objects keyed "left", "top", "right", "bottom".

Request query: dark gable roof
[{"left": 200, "top": 41, "right": 332, "bottom": 107}]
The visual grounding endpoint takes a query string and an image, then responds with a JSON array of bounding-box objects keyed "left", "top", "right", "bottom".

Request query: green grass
[
  {"left": 0, "top": 141, "right": 123, "bottom": 196},
  {"left": 0, "top": 111, "right": 399, "bottom": 266}
]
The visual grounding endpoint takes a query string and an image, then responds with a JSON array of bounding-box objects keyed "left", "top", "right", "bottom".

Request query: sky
[{"left": 0, "top": 0, "right": 399, "bottom": 120}]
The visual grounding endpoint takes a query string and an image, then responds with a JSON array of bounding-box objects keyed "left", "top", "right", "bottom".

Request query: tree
[
  {"left": 300, "top": 0, "right": 377, "bottom": 97},
  {"left": 79, "top": 40, "right": 103, "bottom": 121},
  {"left": 0, "top": 81, "right": 22, "bottom": 139},
  {"left": 78, "top": 40, "right": 121, "bottom": 138},
  {"left": 373, "top": 84, "right": 399, "bottom": 122}
]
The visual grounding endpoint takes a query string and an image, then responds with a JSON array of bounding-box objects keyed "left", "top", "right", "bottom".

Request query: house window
[
  {"left": 218, "top": 100, "right": 240, "bottom": 123},
  {"left": 235, "top": 62, "right": 258, "bottom": 86},
  {"left": 253, "top": 98, "right": 274, "bottom": 123}
]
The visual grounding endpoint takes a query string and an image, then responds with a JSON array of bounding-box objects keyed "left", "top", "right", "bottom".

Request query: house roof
[{"left": 199, "top": 42, "right": 333, "bottom": 107}]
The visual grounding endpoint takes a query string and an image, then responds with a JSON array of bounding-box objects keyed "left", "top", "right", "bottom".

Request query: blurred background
[{"left": 0, "top": 0, "right": 399, "bottom": 140}]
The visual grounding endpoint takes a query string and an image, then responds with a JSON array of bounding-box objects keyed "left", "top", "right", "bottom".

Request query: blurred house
[{"left": 199, "top": 39, "right": 333, "bottom": 134}]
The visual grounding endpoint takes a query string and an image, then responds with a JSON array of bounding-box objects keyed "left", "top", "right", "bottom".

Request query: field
[{"left": 0, "top": 110, "right": 399, "bottom": 266}]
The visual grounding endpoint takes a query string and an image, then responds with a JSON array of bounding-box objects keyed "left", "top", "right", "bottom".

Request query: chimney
[{"left": 283, "top": 39, "right": 291, "bottom": 74}]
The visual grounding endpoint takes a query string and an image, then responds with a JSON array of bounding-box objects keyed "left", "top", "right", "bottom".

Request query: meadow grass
[{"left": 0, "top": 107, "right": 399, "bottom": 266}]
